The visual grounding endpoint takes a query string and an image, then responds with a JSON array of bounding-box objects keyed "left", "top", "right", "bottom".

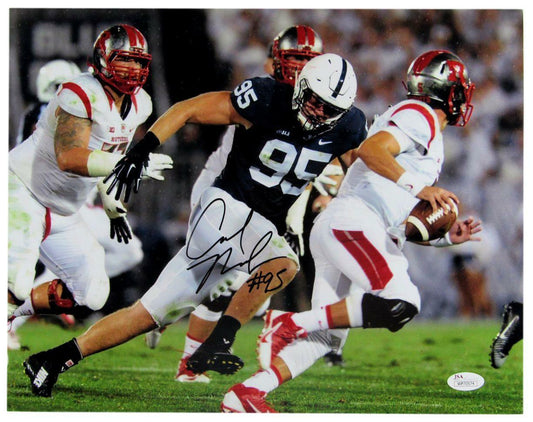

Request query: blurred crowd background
[{"left": 9, "top": 9, "right": 523, "bottom": 319}]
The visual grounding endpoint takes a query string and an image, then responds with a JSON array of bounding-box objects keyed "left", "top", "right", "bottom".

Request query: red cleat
[
  {"left": 257, "top": 310, "right": 307, "bottom": 369},
  {"left": 221, "top": 383, "right": 277, "bottom": 413}
]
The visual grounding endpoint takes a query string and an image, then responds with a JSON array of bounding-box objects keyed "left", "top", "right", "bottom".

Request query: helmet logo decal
[
  {"left": 332, "top": 58, "right": 347, "bottom": 98},
  {"left": 446, "top": 60, "right": 465, "bottom": 83}
]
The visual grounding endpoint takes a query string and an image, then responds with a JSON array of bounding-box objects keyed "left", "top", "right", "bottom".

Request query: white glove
[
  {"left": 142, "top": 153, "right": 173, "bottom": 181},
  {"left": 285, "top": 188, "right": 311, "bottom": 256},
  {"left": 313, "top": 164, "right": 343, "bottom": 196}
]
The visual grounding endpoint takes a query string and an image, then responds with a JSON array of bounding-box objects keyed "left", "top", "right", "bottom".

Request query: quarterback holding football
[{"left": 221, "top": 50, "right": 483, "bottom": 413}]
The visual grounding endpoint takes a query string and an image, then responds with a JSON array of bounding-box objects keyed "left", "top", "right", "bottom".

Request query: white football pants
[
  {"left": 279, "top": 196, "right": 421, "bottom": 378},
  {"left": 8, "top": 171, "right": 109, "bottom": 310},
  {"left": 141, "top": 186, "right": 299, "bottom": 327}
]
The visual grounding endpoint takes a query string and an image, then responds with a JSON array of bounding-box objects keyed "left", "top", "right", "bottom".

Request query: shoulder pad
[{"left": 390, "top": 100, "right": 438, "bottom": 148}]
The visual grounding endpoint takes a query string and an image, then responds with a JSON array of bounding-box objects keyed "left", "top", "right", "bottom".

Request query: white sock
[
  {"left": 345, "top": 291, "right": 364, "bottom": 327},
  {"left": 291, "top": 306, "right": 331, "bottom": 333},
  {"left": 242, "top": 368, "right": 280, "bottom": 393},
  {"left": 279, "top": 331, "right": 332, "bottom": 378},
  {"left": 181, "top": 334, "right": 203, "bottom": 359},
  {"left": 10, "top": 315, "right": 30, "bottom": 332},
  {"left": 12, "top": 298, "right": 35, "bottom": 318}
]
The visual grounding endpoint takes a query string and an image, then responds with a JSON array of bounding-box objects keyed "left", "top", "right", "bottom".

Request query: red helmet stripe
[
  {"left": 305, "top": 26, "right": 315, "bottom": 46},
  {"left": 296, "top": 25, "right": 306, "bottom": 46},
  {"left": 412, "top": 50, "right": 449, "bottom": 74},
  {"left": 122, "top": 24, "right": 145, "bottom": 48},
  {"left": 392, "top": 103, "right": 436, "bottom": 144},
  {"left": 60, "top": 82, "right": 92, "bottom": 120}
]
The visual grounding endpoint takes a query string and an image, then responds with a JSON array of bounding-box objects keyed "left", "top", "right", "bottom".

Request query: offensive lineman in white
[
  {"left": 8, "top": 59, "right": 145, "bottom": 350},
  {"left": 8, "top": 25, "right": 171, "bottom": 326},
  {"left": 221, "top": 50, "right": 482, "bottom": 413}
]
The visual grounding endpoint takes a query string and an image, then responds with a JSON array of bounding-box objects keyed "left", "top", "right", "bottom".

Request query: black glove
[
  {"left": 110, "top": 215, "right": 132, "bottom": 244},
  {"left": 104, "top": 132, "right": 160, "bottom": 202}
]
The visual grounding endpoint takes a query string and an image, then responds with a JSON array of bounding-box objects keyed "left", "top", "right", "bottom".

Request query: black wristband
[{"left": 130, "top": 131, "right": 160, "bottom": 155}]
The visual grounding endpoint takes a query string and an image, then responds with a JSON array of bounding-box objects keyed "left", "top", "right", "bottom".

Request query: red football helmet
[
  {"left": 91, "top": 24, "right": 152, "bottom": 95},
  {"left": 272, "top": 25, "right": 324, "bottom": 86},
  {"left": 405, "top": 50, "right": 475, "bottom": 126}
]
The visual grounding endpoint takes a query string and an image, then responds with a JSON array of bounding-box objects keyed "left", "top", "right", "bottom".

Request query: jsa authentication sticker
[{"left": 447, "top": 372, "right": 485, "bottom": 391}]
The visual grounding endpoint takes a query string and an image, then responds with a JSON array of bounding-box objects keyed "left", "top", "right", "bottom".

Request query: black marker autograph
[
  {"left": 246, "top": 269, "right": 287, "bottom": 293},
  {"left": 186, "top": 197, "right": 285, "bottom": 294}
]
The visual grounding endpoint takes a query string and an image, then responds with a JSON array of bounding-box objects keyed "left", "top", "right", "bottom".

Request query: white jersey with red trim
[
  {"left": 9, "top": 73, "right": 152, "bottom": 215},
  {"left": 337, "top": 99, "right": 444, "bottom": 228}
]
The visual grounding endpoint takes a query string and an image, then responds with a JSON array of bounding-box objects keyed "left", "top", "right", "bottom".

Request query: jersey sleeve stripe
[
  {"left": 60, "top": 82, "right": 93, "bottom": 120},
  {"left": 391, "top": 103, "right": 436, "bottom": 145}
]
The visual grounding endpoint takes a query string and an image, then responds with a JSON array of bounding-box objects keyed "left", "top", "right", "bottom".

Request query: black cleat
[
  {"left": 323, "top": 351, "right": 345, "bottom": 367},
  {"left": 490, "top": 301, "right": 523, "bottom": 369},
  {"left": 186, "top": 349, "right": 244, "bottom": 375},
  {"left": 23, "top": 352, "right": 61, "bottom": 397}
]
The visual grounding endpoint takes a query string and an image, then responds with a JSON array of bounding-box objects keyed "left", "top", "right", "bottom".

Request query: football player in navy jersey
[
  {"left": 23, "top": 52, "right": 367, "bottom": 397},
  {"left": 165, "top": 25, "right": 327, "bottom": 383}
]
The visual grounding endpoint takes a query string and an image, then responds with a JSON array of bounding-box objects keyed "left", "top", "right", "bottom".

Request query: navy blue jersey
[{"left": 214, "top": 76, "right": 367, "bottom": 233}]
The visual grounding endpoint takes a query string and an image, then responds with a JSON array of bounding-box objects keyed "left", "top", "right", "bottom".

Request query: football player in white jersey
[
  {"left": 8, "top": 59, "right": 145, "bottom": 351},
  {"left": 221, "top": 50, "right": 483, "bottom": 413},
  {"left": 8, "top": 25, "right": 171, "bottom": 329}
]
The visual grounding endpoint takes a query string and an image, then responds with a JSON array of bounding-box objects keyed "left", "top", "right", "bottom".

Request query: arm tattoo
[{"left": 54, "top": 109, "right": 92, "bottom": 157}]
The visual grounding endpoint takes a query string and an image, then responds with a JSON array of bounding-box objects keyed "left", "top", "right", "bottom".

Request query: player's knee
[
  {"left": 280, "top": 257, "right": 299, "bottom": 282},
  {"left": 82, "top": 276, "right": 110, "bottom": 311},
  {"left": 10, "top": 282, "right": 32, "bottom": 303},
  {"left": 361, "top": 293, "right": 418, "bottom": 332},
  {"left": 9, "top": 265, "right": 36, "bottom": 302}
]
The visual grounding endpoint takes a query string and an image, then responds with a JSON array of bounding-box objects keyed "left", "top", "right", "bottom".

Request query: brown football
[{"left": 405, "top": 199, "right": 458, "bottom": 241}]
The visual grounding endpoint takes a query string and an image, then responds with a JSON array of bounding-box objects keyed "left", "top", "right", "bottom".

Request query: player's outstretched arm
[
  {"left": 150, "top": 91, "right": 252, "bottom": 142},
  {"left": 105, "top": 91, "right": 251, "bottom": 201}
]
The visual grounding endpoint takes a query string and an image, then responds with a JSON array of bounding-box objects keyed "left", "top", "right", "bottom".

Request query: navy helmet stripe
[{"left": 332, "top": 58, "right": 348, "bottom": 98}]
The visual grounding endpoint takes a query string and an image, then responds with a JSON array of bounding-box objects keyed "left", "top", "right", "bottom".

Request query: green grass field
[{"left": 7, "top": 317, "right": 523, "bottom": 414}]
